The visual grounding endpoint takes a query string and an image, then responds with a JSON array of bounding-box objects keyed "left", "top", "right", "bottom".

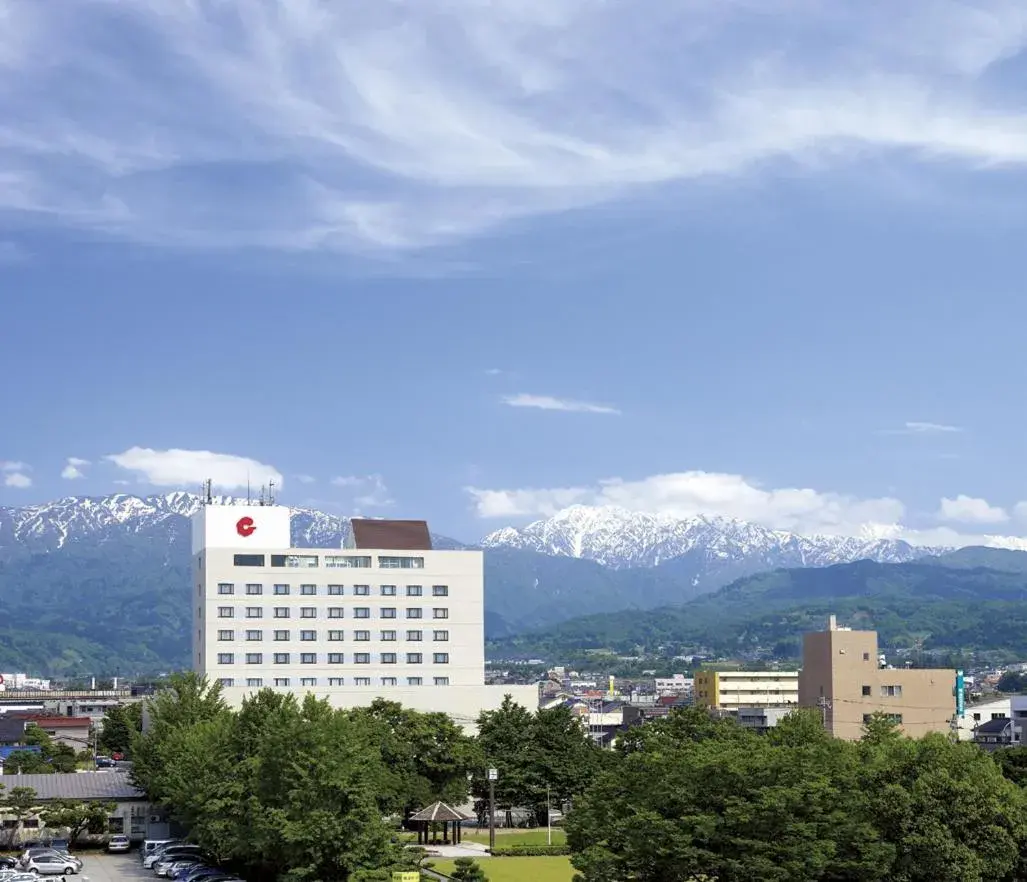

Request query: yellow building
[
  {"left": 798, "top": 615, "right": 956, "bottom": 741},
  {"left": 693, "top": 669, "right": 799, "bottom": 710}
]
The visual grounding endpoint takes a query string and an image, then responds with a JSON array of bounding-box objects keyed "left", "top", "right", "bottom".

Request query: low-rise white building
[{"left": 956, "top": 697, "right": 1011, "bottom": 741}]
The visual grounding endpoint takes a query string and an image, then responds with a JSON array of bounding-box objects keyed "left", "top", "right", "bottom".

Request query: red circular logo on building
[{"left": 236, "top": 516, "right": 256, "bottom": 537}]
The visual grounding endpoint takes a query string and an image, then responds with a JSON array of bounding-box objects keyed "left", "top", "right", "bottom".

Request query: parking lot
[{"left": 79, "top": 853, "right": 152, "bottom": 882}]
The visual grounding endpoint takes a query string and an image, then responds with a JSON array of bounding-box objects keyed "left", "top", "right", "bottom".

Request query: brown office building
[{"left": 798, "top": 615, "right": 956, "bottom": 741}]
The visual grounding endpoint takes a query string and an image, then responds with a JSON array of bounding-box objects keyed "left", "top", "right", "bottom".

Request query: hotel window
[
  {"left": 217, "top": 653, "right": 235, "bottom": 665},
  {"left": 433, "top": 653, "right": 450, "bottom": 664},
  {"left": 381, "top": 677, "right": 397, "bottom": 686},
  {"left": 298, "top": 678, "right": 315, "bottom": 687},
  {"left": 218, "top": 583, "right": 235, "bottom": 595},
  {"left": 355, "top": 630, "right": 370, "bottom": 642},
  {"left": 273, "top": 653, "right": 291, "bottom": 664},
  {"left": 301, "top": 584, "right": 317, "bottom": 596},
  {"left": 355, "top": 677, "right": 371, "bottom": 686},
  {"left": 434, "top": 677, "right": 450, "bottom": 686},
  {"left": 274, "top": 630, "right": 290, "bottom": 641},
  {"left": 433, "top": 630, "right": 449, "bottom": 642},
  {"left": 433, "top": 608, "right": 449, "bottom": 620},
  {"left": 432, "top": 585, "right": 449, "bottom": 597},
  {"left": 355, "top": 607, "right": 370, "bottom": 619},
  {"left": 381, "top": 608, "right": 397, "bottom": 619},
  {"left": 218, "top": 630, "right": 234, "bottom": 641},
  {"left": 381, "top": 630, "right": 397, "bottom": 642},
  {"left": 380, "top": 585, "right": 396, "bottom": 596},
  {"left": 273, "top": 608, "right": 290, "bottom": 619},
  {"left": 881, "top": 685, "right": 903, "bottom": 697},
  {"left": 379, "top": 556, "right": 424, "bottom": 569},
  {"left": 328, "top": 630, "right": 344, "bottom": 641},
  {"left": 246, "top": 630, "right": 263, "bottom": 641},
  {"left": 354, "top": 585, "right": 370, "bottom": 596},
  {"left": 324, "top": 555, "right": 371, "bottom": 569},
  {"left": 407, "top": 677, "right": 422, "bottom": 686},
  {"left": 246, "top": 678, "right": 263, "bottom": 688},
  {"left": 407, "top": 653, "right": 423, "bottom": 664},
  {"left": 328, "top": 585, "right": 345, "bottom": 596},
  {"left": 328, "top": 608, "right": 344, "bottom": 618},
  {"left": 273, "top": 584, "right": 290, "bottom": 596},
  {"left": 246, "top": 584, "right": 263, "bottom": 595},
  {"left": 355, "top": 653, "right": 371, "bottom": 664},
  {"left": 245, "top": 607, "right": 263, "bottom": 618},
  {"left": 406, "top": 585, "right": 423, "bottom": 597},
  {"left": 274, "top": 678, "right": 290, "bottom": 687},
  {"left": 271, "top": 554, "right": 319, "bottom": 568},
  {"left": 407, "top": 630, "right": 423, "bottom": 642},
  {"left": 406, "top": 608, "right": 422, "bottom": 619},
  {"left": 300, "top": 608, "right": 317, "bottom": 619},
  {"left": 233, "top": 554, "right": 265, "bottom": 567},
  {"left": 381, "top": 653, "right": 397, "bottom": 665},
  {"left": 328, "top": 653, "right": 345, "bottom": 664},
  {"left": 301, "top": 630, "right": 317, "bottom": 641},
  {"left": 245, "top": 653, "right": 263, "bottom": 665},
  {"left": 219, "top": 678, "right": 235, "bottom": 687},
  {"left": 862, "top": 685, "right": 872, "bottom": 696},
  {"left": 300, "top": 653, "right": 316, "bottom": 665},
  {"left": 328, "top": 677, "right": 345, "bottom": 686}
]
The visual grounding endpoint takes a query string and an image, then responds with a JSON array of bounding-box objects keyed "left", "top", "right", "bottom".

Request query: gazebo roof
[{"left": 409, "top": 801, "right": 473, "bottom": 823}]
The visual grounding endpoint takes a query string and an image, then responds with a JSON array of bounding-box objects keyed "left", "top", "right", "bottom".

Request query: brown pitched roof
[
  {"left": 350, "top": 519, "right": 432, "bottom": 550},
  {"left": 408, "top": 801, "right": 473, "bottom": 823}
]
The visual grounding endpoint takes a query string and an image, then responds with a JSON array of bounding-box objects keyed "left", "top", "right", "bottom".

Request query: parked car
[
  {"left": 43, "top": 841, "right": 69, "bottom": 853},
  {"left": 21, "top": 853, "right": 81, "bottom": 876},
  {"left": 141, "top": 840, "right": 181, "bottom": 864},
  {"left": 107, "top": 835, "right": 131, "bottom": 853},
  {"left": 155, "top": 857, "right": 205, "bottom": 878},
  {"left": 18, "top": 851, "right": 80, "bottom": 871},
  {"left": 0, "top": 859, "right": 17, "bottom": 870},
  {"left": 146, "top": 847, "right": 204, "bottom": 872}
]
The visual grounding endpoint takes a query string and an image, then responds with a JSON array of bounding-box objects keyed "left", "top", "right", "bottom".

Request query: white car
[
  {"left": 107, "top": 835, "right": 131, "bottom": 853},
  {"left": 22, "top": 854, "right": 80, "bottom": 876}
]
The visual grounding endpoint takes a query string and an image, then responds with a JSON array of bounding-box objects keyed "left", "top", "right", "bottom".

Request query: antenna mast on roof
[{"left": 268, "top": 480, "right": 276, "bottom": 506}]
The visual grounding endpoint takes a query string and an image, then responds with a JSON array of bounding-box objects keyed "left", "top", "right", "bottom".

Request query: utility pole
[
  {"left": 546, "top": 785, "right": 552, "bottom": 846},
  {"left": 817, "top": 697, "right": 832, "bottom": 732},
  {"left": 487, "top": 767, "right": 498, "bottom": 853}
]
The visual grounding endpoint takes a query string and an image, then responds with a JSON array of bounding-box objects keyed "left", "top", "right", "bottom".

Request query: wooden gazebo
[{"left": 408, "top": 801, "right": 474, "bottom": 845}]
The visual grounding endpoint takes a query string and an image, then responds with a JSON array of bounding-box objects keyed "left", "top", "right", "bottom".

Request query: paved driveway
[{"left": 79, "top": 853, "right": 152, "bottom": 882}]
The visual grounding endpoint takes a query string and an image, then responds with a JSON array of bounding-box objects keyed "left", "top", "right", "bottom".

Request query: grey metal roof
[
  {"left": 0, "top": 771, "right": 145, "bottom": 801},
  {"left": 408, "top": 801, "right": 473, "bottom": 823}
]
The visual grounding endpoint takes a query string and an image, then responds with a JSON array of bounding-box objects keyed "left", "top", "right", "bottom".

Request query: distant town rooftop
[{"left": 350, "top": 519, "right": 432, "bottom": 551}]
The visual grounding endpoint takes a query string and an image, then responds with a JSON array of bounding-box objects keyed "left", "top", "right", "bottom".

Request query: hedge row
[{"left": 490, "top": 845, "right": 572, "bottom": 856}]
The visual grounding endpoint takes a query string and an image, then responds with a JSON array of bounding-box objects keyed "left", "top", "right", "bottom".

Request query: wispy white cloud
[
  {"left": 3, "top": 1, "right": 1027, "bottom": 251},
  {"left": 880, "top": 421, "right": 964, "bottom": 435},
  {"left": 106, "top": 447, "right": 282, "bottom": 491},
  {"left": 466, "top": 469, "right": 1027, "bottom": 550},
  {"left": 60, "top": 456, "right": 90, "bottom": 480},
  {"left": 331, "top": 473, "right": 392, "bottom": 508},
  {"left": 295, "top": 474, "right": 316, "bottom": 485},
  {"left": 502, "top": 393, "right": 620, "bottom": 414},
  {"left": 0, "top": 460, "right": 32, "bottom": 488}
]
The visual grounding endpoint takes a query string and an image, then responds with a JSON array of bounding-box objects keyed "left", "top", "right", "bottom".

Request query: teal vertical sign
[{"left": 956, "top": 669, "right": 965, "bottom": 718}]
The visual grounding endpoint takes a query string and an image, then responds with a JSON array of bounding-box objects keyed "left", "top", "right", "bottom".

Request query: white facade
[
  {"left": 956, "top": 697, "right": 1012, "bottom": 741},
  {"left": 192, "top": 503, "right": 536, "bottom": 728}
]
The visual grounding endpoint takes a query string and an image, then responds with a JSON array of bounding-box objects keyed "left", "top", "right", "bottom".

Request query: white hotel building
[{"left": 192, "top": 503, "right": 536, "bottom": 727}]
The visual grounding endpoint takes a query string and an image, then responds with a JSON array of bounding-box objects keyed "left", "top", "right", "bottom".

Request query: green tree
[
  {"left": 0, "top": 785, "right": 39, "bottom": 845},
  {"left": 97, "top": 703, "right": 143, "bottom": 756},
  {"left": 996, "top": 671, "right": 1027, "bottom": 693},
  {"left": 39, "top": 799, "right": 116, "bottom": 844},
  {"left": 450, "top": 856, "right": 489, "bottom": 881},
  {"left": 2, "top": 750, "right": 53, "bottom": 774}
]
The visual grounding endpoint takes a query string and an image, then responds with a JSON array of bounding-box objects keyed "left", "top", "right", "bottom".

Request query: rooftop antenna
[
  {"left": 205, "top": 478, "right": 213, "bottom": 505},
  {"left": 268, "top": 480, "right": 276, "bottom": 506},
  {"left": 259, "top": 484, "right": 266, "bottom": 507}
]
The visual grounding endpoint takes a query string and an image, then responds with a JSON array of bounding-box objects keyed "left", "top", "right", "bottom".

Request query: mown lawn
[
  {"left": 429, "top": 856, "right": 575, "bottom": 881},
  {"left": 462, "top": 828, "right": 567, "bottom": 847}
]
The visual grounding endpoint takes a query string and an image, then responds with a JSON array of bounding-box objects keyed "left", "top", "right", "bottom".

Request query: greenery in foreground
[{"left": 130, "top": 673, "right": 1027, "bottom": 882}]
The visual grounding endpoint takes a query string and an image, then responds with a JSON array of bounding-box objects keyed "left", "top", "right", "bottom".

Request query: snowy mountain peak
[{"left": 480, "top": 504, "right": 932, "bottom": 570}]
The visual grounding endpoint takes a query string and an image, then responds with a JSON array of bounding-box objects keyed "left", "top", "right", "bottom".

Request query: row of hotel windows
[
  {"left": 214, "top": 607, "right": 450, "bottom": 619},
  {"left": 216, "top": 629, "right": 450, "bottom": 642},
  {"left": 231, "top": 554, "right": 426, "bottom": 569},
  {"left": 215, "top": 652, "right": 450, "bottom": 664},
  {"left": 216, "top": 583, "right": 449, "bottom": 596},
  {"left": 218, "top": 677, "right": 449, "bottom": 687}
]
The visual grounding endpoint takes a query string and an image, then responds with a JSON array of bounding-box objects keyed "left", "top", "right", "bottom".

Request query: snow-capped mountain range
[{"left": 481, "top": 504, "right": 936, "bottom": 571}]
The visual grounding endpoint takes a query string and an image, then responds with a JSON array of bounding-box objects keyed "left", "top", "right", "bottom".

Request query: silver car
[
  {"left": 22, "top": 854, "right": 80, "bottom": 876},
  {"left": 107, "top": 835, "right": 131, "bottom": 853}
]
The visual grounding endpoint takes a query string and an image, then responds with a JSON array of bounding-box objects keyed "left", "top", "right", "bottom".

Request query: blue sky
[{"left": 3, "top": 0, "right": 1027, "bottom": 547}]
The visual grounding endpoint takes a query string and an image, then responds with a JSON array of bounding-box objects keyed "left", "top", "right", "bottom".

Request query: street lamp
[{"left": 486, "top": 767, "right": 498, "bottom": 852}]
